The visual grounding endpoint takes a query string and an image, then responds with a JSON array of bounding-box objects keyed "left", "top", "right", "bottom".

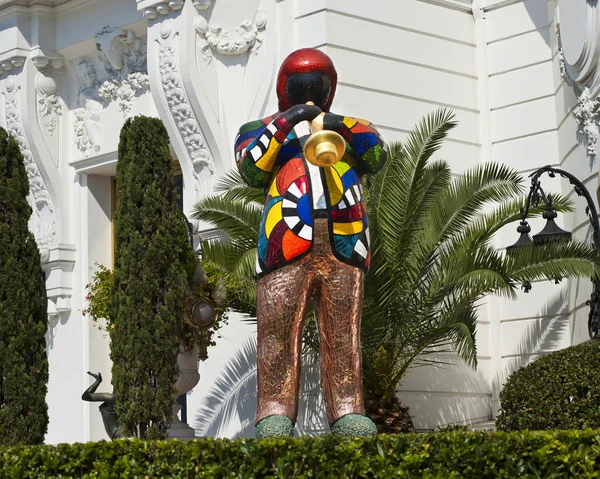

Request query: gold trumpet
[{"left": 303, "top": 102, "right": 346, "bottom": 167}]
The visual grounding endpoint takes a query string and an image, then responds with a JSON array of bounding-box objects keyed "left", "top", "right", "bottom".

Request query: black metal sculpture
[{"left": 81, "top": 371, "right": 122, "bottom": 440}]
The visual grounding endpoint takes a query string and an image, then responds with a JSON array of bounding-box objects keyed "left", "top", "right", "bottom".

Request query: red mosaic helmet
[{"left": 276, "top": 48, "right": 338, "bottom": 112}]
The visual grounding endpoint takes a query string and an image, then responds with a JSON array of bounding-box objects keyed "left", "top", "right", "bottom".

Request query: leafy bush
[
  {"left": 0, "top": 128, "right": 48, "bottom": 445},
  {"left": 2, "top": 431, "right": 600, "bottom": 477},
  {"left": 497, "top": 341, "right": 600, "bottom": 431}
]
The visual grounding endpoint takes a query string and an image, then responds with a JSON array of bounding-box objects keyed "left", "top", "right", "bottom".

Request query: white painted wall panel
[
  {"left": 328, "top": 47, "right": 479, "bottom": 111},
  {"left": 324, "top": 0, "right": 475, "bottom": 45},
  {"left": 501, "top": 316, "right": 570, "bottom": 357},
  {"left": 492, "top": 130, "right": 559, "bottom": 172},
  {"left": 488, "top": 27, "right": 552, "bottom": 75},
  {"left": 491, "top": 96, "right": 557, "bottom": 143},
  {"left": 489, "top": 60, "right": 554, "bottom": 109},
  {"left": 486, "top": 0, "right": 550, "bottom": 43},
  {"left": 335, "top": 85, "right": 480, "bottom": 145},
  {"left": 325, "top": 12, "right": 476, "bottom": 77}
]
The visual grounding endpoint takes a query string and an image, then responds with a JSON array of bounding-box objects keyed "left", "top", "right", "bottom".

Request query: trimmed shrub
[
  {"left": 0, "top": 128, "right": 49, "bottom": 445},
  {"left": 497, "top": 341, "right": 600, "bottom": 431},
  {"left": 110, "top": 117, "right": 196, "bottom": 440},
  {"left": 2, "top": 431, "right": 600, "bottom": 477}
]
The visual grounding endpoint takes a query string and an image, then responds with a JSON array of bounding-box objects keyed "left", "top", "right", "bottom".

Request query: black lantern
[
  {"left": 506, "top": 220, "right": 534, "bottom": 254},
  {"left": 532, "top": 208, "right": 572, "bottom": 245},
  {"left": 507, "top": 166, "right": 600, "bottom": 339}
]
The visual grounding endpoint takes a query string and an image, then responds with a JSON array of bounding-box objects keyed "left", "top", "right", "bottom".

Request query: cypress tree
[
  {"left": 0, "top": 128, "right": 49, "bottom": 445},
  {"left": 110, "top": 116, "right": 195, "bottom": 439}
]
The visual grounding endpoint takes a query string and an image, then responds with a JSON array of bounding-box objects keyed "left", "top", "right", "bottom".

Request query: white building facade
[{"left": 0, "top": 0, "right": 596, "bottom": 442}]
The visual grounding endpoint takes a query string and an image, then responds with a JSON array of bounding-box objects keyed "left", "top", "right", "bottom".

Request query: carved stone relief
[
  {"left": 36, "top": 70, "right": 63, "bottom": 137},
  {"left": 195, "top": 10, "right": 267, "bottom": 64},
  {"left": 4, "top": 75, "right": 56, "bottom": 248},
  {"left": 158, "top": 20, "right": 215, "bottom": 198},
  {"left": 73, "top": 59, "right": 102, "bottom": 156},
  {"left": 573, "top": 88, "right": 600, "bottom": 158},
  {"left": 73, "top": 27, "right": 150, "bottom": 156},
  {"left": 556, "top": 25, "right": 572, "bottom": 88}
]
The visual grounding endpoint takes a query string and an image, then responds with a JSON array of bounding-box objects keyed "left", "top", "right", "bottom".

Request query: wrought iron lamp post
[
  {"left": 181, "top": 213, "right": 226, "bottom": 359},
  {"left": 506, "top": 166, "right": 600, "bottom": 339}
]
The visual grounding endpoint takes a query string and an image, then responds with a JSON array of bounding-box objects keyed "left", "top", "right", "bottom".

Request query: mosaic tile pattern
[{"left": 234, "top": 113, "right": 385, "bottom": 277}]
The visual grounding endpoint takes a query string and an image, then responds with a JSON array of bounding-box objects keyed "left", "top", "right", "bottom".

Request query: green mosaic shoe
[
  {"left": 330, "top": 414, "right": 378, "bottom": 437},
  {"left": 255, "top": 415, "right": 294, "bottom": 438}
]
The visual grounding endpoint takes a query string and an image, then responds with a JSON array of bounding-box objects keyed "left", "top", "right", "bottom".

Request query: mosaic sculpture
[{"left": 235, "top": 49, "right": 387, "bottom": 437}]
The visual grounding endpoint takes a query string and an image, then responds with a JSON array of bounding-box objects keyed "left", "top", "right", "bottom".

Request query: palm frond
[
  {"left": 215, "top": 170, "right": 266, "bottom": 205},
  {"left": 506, "top": 240, "right": 600, "bottom": 282},
  {"left": 192, "top": 195, "right": 261, "bottom": 241}
]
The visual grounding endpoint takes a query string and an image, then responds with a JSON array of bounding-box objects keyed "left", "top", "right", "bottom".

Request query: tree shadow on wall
[
  {"left": 194, "top": 335, "right": 258, "bottom": 438},
  {"left": 493, "top": 287, "right": 571, "bottom": 409},
  {"left": 193, "top": 336, "right": 329, "bottom": 438}
]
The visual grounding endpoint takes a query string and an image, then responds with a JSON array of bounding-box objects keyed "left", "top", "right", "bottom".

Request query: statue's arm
[
  {"left": 323, "top": 113, "right": 388, "bottom": 174},
  {"left": 235, "top": 105, "right": 322, "bottom": 188},
  {"left": 82, "top": 372, "right": 114, "bottom": 403}
]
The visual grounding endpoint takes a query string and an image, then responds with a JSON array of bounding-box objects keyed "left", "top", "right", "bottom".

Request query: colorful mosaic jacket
[{"left": 235, "top": 108, "right": 387, "bottom": 278}]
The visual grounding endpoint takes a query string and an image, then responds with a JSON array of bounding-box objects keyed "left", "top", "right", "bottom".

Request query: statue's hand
[
  {"left": 87, "top": 371, "right": 102, "bottom": 381},
  {"left": 285, "top": 104, "right": 322, "bottom": 124}
]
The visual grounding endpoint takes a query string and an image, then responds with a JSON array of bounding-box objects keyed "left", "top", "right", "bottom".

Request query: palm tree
[
  {"left": 192, "top": 109, "right": 600, "bottom": 433},
  {"left": 360, "top": 109, "right": 600, "bottom": 432}
]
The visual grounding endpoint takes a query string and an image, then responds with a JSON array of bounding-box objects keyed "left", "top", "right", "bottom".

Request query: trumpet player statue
[{"left": 235, "top": 48, "right": 387, "bottom": 438}]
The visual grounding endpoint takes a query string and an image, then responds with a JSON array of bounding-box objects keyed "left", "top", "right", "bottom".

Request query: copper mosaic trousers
[{"left": 256, "top": 218, "right": 365, "bottom": 425}]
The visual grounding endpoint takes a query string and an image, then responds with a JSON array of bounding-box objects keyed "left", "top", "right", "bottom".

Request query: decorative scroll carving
[
  {"left": 159, "top": 41, "right": 215, "bottom": 196},
  {"left": 36, "top": 71, "right": 62, "bottom": 136},
  {"left": 4, "top": 76, "right": 56, "bottom": 247},
  {"left": 573, "top": 87, "right": 600, "bottom": 158},
  {"left": 195, "top": 10, "right": 267, "bottom": 64},
  {"left": 556, "top": 25, "right": 573, "bottom": 87}
]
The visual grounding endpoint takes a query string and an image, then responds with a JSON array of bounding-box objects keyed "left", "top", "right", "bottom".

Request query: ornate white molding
[
  {"left": 94, "top": 26, "right": 150, "bottom": 117},
  {"left": 1, "top": 55, "right": 26, "bottom": 72},
  {"left": 42, "top": 244, "right": 76, "bottom": 318},
  {"left": 73, "top": 27, "right": 150, "bottom": 156},
  {"left": 556, "top": 24, "right": 573, "bottom": 87},
  {"left": 556, "top": 2, "right": 600, "bottom": 158},
  {"left": 195, "top": 10, "right": 267, "bottom": 64},
  {"left": 141, "top": 0, "right": 185, "bottom": 19},
  {"left": 192, "top": 0, "right": 212, "bottom": 11},
  {"left": 36, "top": 70, "right": 63, "bottom": 137},
  {"left": 73, "top": 59, "right": 102, "bottom": 157},
  {"left": 573, "top": 87, "right": 600, "bottom": 158},
  {"left": 158, "top": 23, "right": 215, "bottom": 198},
  {"left": 4, "top": 75, "right": 56, "bottom": 248},
  {"left": 98, "top": 72, "right": 150, "bottom": 117}
]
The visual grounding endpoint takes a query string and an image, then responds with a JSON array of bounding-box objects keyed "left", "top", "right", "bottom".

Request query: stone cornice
[
  {"left": 0, "top": 54, "right": 26, "bottom": 72},
  {"left": 0, "top": 0, "right": 71, "bottom": 8},
  {"left": 137, "top": 0, "right": 212, "bottom": 19}
]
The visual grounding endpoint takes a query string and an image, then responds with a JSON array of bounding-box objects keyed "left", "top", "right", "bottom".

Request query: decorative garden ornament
[
  {"left": 235, "top": 48, "right": 387, "bottom": 438},
  {"left": 82, "top": 372, "right": 122, "bottom": 440}
]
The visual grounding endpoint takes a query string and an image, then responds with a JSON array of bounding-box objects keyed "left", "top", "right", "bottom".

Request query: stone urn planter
[{"left": 168, "top": 344, "right": 200, "bottom": 440}]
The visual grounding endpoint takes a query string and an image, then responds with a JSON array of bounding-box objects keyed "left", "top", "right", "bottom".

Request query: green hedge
[
  {"left": 3, "top": 431, "right": 600, "bottom": 478},
  {"left": 497, "top": 341, "right": 600, "bottom": 431}
]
